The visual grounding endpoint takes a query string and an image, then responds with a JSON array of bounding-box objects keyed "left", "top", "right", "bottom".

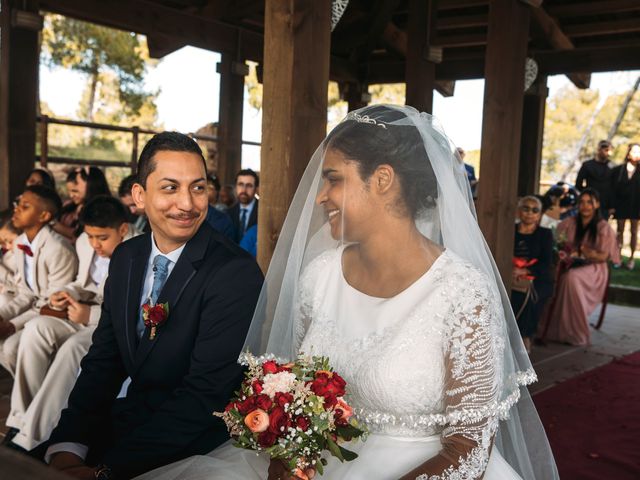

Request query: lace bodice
[{"left": 297, "top": 247, "right": 535, "bottom": 478}]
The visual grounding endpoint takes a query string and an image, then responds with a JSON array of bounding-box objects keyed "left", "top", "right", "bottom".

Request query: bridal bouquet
[{"left": 214, "top": 353, "right": 366, "bottom": 479}]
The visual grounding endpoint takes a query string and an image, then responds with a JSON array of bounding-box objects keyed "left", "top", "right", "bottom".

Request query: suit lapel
[
  {"left": 31, "top": 227, "right": 51, "bottom": 293},
  {"left": 125, "top": 235, "right": 151, "bottom": 365},
  {"left": 132, "top": 223, "right": 211, "bottom": 373}
]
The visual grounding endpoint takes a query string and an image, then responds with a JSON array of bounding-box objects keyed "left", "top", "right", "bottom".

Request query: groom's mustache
[{"left": 167, "top": 212, "right": 200, "bottom": 220}]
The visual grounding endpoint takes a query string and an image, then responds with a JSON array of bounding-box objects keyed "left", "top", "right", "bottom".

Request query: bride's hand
[{"left": 267, "top": 459, "right": 315, "bottom": 480}]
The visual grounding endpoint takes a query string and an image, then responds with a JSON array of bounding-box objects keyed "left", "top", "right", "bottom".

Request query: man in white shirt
[{"left": 4, "top": 196, "right": 139, "bottom": 452}]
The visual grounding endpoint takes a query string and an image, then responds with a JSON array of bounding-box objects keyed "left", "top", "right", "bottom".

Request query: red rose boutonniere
[{"left": 141, "top": 302, "right": 169, "bottom": 340}]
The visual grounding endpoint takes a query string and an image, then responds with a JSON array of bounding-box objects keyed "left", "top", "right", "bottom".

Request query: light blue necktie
[{"left": 137, "top": 255, "right": 171, "bottom": 338}]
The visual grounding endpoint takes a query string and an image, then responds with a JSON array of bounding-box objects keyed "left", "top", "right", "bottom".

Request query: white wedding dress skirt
[
  {"left": 138, "top": 248, "right": 530, "bottom": 480},
  {"left": 139, "top": 433, "right": 519, "bottom": 480}
]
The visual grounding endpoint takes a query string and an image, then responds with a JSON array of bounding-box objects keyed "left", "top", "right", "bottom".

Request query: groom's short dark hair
[{"left": 136, "top": 132, "right": 207, "bottom": 188}]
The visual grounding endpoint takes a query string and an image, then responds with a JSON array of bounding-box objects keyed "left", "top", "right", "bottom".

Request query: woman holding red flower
[{"left": 140, "top": 106, "right": 557, "bottom": 480}]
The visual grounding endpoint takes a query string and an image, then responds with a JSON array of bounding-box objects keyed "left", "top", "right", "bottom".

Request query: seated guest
[
  {"left": 239, "top": 224, "right": 257, "bottom": 258},
  {"left": 511, "top": 196, "right": 554, "bottom": 354},
  {"left": 118, "top": 174, "right": 149, "bottom": 232},
  {"left": 0, "top": 186, "right": 78, "bottom": 374},
  {"left": 25, "top": 169, "right": 56, "bottom": 189},
  {"left": 55, "top": 167, "right": 112, "bottom": 241},
  {"left": 542, "top": 188, "right": 619, "bottom": 346},
  {"left": 4, "top": 196, "right": 139, "bottom": 452},
  {"left": 0, "top": 212, "right": 21, "bottom": 299},
  {"left": 207, "top": 174, "right": 227, "bottom": 212},
  {"left": 219, "top": 184, "right": 236, "bottom": 209},
  {"left": 228, "top": 169, "right": 259, "bottom": 242},
  {"left": 610, "top": 143, "right": 640, "bottom": 270},
  {"left": 205, "top": 205, "right": 235, "bottom": 241},
  {"left": 45, "top": 131, "right": 262, "bottom": 479}
]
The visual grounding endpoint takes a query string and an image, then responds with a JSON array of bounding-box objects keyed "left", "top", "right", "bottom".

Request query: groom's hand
[{"left": 49, "top": 451, "right": 86, "bottom": 471}]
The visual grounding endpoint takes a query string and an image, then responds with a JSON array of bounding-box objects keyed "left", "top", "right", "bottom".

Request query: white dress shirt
[
  {"left": 239, "top": 198, "right": 256, "bottom": 232},
  {"left": 89, "top": 254, "right": 110, "bottom": 287},
  {"left": 45, "top": 234, "right": 187, "bottom": 464},
  {"left": 16, "top": 228, "right": 44, "bottom": 291}
]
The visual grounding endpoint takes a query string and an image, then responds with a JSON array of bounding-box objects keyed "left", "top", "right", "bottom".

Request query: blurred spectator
[
  {"left": 118, "top": 174, "right": 147, "bottom": 230},
  {"left": 610, "top": 143, "right": 640, "bottom": 270},
  {"left": 24, "top": 169, "right": 55, "bottom": 190},
  {"left": 511, "top": 196, "right": 554, "bottom": 354},
  {"left": 207, "top": 174, "right": 227, "bottom": 212},
  {"left": 0, "top": 211, "right": 20, "bottom": 299},
  {"left": 205, "top": 205, "right": 235, "bottom": 241},
  {"left": 228, "top": 169, "right": 259, "bottom": 243},
  {"left": 239, "top": 224, "right": 257, "bottom": 258},
  {"left": 542, "top": 188, "right": 619, "bottom": 346},
  {"left": 457, "top": 147, "right": 478, "bottom": 196},
  {"left": 575, "top": 139, "right": 614, "bottom": 217},
  {"left": 219, "top": 184, "right": 236, "bottom": 209},
  {"left": 55, "top": 167, "right": 112, "bottom": 241}
]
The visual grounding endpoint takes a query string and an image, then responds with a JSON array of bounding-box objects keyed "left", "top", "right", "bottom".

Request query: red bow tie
[
  {"left": 0, "top": 247, "right": 7, "bottom": 255},
  {"left": 17, "top": 244, "right": 34, "bottom": 257}
]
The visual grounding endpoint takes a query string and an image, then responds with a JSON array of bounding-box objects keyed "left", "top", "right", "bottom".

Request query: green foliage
[
  {"left": 542, "top": 83, "right": 640, "bottom": 183},
  {"left": 611, "top": 256, "right": 640, "bottom": 289},
  {"left": 42, "top": 14, "right": 156, "bottom": 118}
]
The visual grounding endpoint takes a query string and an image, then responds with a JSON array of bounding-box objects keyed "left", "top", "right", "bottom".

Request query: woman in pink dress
[{"left": 544, "top": 188, "right": 620, "bottom": 346}]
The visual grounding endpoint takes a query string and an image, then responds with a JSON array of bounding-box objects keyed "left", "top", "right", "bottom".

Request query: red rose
[
  {"left": 148, "top": 305, "right": 166, "bottom": 325},
  {"left": 295, "top": 416, "right": 310, "bottom": 431},
  {"left": 329, "top": 373, "right": 346, "bottom": 396},
  {"left": 255, "top": 394, "right": 273, "bottom": 411},
  {"left": 257, "top": 431, "right": 277, "bottom": 448},
  {"left": 252, "top": 380, "right": 263, "bottom": 395},
  {"left": 274, "top": 392, "right": 294, "bottom": 407},
  {"left": 237, "top": 397, "right": 256, "bottom": 415},
  {"left": 323, "top": 394, "right": 338, "bottom": 408},
  {"left": 310, "top": 374, "right": 330, "bottom": 396},
  {"left": 268, "top": 406, "right": 291, "bottom": 435},
  {"left": 224, "top": 401, "right": 237, "bottom": 412},
  {"left": 262, "top": 360, "right": 279, "bottom": 375}
]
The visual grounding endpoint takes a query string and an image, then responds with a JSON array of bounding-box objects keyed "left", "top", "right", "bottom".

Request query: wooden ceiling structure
[{"left": 2, "top": 0, "right": 640, "bottom": 277}]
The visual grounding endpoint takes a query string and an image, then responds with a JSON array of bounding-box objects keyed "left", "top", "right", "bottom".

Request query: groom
[{"left": 47, "top": 132, "right": 263, "bottom": 479}]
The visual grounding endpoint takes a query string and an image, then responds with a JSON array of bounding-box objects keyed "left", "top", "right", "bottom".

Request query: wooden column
[
  {"left": 518, "top": 76, "right": 548, "bottom": 197},
  {"left": 216, "top": 54, "right": 246, "bottom": 185},
  {"left": 342, "top": 82, "right": 369, "bottom": 112},
  {"left": 258, "top": 0, "right": 331, "bottom": 271},
  {"left": 405, "top": 0, "right": 437, "bottom": 113},
  {"left": 477, "top": 0, "right": 531, "bottom": 285},
  {"left": 0, "top": 0, "right": 10, "bottom": 210}
]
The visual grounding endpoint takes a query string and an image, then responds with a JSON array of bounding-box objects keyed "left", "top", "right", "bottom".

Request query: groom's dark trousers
[{"left": 48, "top": 222, "right": 263, "bottom": 478}]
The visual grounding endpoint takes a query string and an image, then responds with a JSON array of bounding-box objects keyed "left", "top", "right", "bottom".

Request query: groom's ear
[
  {"left": 374, "top": 165, "right": 395, "bottom": 195},
  {"left": 131, "top": 182, "right": 146, "bottom": 211}
]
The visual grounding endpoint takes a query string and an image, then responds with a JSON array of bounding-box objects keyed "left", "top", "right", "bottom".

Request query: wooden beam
[
  {"left": 39, "top": 0, "right": 264, "bottom": 61},
  {"left": 432, "top": 32, "right": 486, "bottom": 47},
  {"left": 216, "top": 54, "right": 245, "bottom": 185},
  {"left": 0, "top": 0, "right": 10, "bottom": 210},
  {"left": 257, "top": 0, "right": 331, "bottom": 271},
  {"left": 518, "top": 76, "right": 547, "bottom": 196},
  {"left": 564, "top": 18, "right": 640, "bottom": 38},
  {"left": 547, "top": 0, "right": 640, "bottom": 17},
  {"left": 382, "top": 22, "right": 455, "bottom": 97},
  {"left": 530, "top": 7, "right": 590, "bottom": 89},
  {"left": 477, "top": 0, "right": 530, "bottom": 286},
  {"left": 146, "top": 35, "right": 187, "bottom": 58},
  {"left": 438, "top": 0, "right": 487, "bottom": 9},
  {"left": 405, "top": 0, "right": 437, "bottom": 113},
  {"left": 351, "top": 0, "right": 401, "bottom": 65},
  {"left": 7, "top": 0, "right": 40, "bottom": 203},
  {"left": 438, "top": 13, "right": 487, "bottom": 30}
]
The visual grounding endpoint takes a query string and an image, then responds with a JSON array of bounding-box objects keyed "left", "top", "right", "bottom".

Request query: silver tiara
[{"left": 345, "top": 112, "right": 388, "bottom": 129}]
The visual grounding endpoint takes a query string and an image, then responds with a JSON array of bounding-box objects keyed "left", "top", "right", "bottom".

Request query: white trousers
[
  {"left": 0, "top": 309, "right": 41, "bottom": 375},
  {"left": 6, "top": 315, "right": 94, "bottom": 450}
]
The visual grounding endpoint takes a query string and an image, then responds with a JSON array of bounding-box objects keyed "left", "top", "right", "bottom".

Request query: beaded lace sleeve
[{"left": 417, "top": 276, "right": 505, "bottom": 480}]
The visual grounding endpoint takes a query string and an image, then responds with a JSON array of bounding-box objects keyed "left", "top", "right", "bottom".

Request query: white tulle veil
[{"left": 242, "top": 104, "right": 558, "bottom": 479}]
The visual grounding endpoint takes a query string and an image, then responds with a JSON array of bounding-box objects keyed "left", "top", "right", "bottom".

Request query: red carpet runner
[{"left": 533, "top": 351, "right": 640, "bottom": 479}]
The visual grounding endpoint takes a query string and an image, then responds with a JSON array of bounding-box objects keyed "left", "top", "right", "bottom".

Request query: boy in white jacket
[{"left": 5, "top": 196, "right": 140, "bottom": 451}]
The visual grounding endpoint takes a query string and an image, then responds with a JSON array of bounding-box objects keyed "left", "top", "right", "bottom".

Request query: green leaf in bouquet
[
  {"left": 335, "top": 424, "right": 365, "bottom": 440},
  {"left": 315, "top": 459, "right": 324, "bottom": 475},
  {"left": 338, "top": 446, "right": 358, "bottom": 462},
  {"left": 326, "top": 437, "right": 345, "bottom": 462}
]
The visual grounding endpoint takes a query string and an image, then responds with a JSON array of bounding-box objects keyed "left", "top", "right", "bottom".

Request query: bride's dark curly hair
[{"left": 325, "top": 105, "right": 438, "bottom": 219}]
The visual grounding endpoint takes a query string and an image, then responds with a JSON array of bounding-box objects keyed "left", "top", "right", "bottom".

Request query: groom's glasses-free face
[{"left": 519, "top": 206, "right": 540, "bottom": 214}]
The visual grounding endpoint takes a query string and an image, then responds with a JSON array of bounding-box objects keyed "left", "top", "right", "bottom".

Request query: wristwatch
[{"left": 94, "top": 464, "right": 113, "bottom": 480}]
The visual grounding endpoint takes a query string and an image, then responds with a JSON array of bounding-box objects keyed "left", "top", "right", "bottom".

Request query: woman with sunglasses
[
  {"left": 512, "top": 196, "right": 554, "bottom": 354},
  {"left": 543, "top": 188, "right": 619, "bottom": 346}
]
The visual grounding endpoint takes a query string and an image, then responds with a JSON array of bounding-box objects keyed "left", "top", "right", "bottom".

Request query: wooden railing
[{"left": 36, "top": 115, "right": 261, "bottom": 172}]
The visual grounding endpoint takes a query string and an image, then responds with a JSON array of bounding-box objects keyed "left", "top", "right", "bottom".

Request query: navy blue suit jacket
[{"left": 49, "top": 222, "right": 263, "bottom": 478}]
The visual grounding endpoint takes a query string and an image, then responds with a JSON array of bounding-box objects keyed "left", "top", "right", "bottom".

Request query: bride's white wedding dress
[{"left": 138, "top": 247, "right": 523, "bottom": 479}]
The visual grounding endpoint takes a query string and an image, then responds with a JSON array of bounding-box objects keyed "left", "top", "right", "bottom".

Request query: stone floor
[{"left": 0, "top": 304, "right": 638, "bottom": 441}]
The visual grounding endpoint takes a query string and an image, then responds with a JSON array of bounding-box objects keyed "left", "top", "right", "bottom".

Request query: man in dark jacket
[{"left": 575, "top": 139, "right": 614, "bottom": 217}]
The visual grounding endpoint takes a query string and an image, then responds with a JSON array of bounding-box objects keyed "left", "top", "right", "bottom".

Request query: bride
[{"left": 138, "top": 105, "right": 558, "bottom": 479}]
